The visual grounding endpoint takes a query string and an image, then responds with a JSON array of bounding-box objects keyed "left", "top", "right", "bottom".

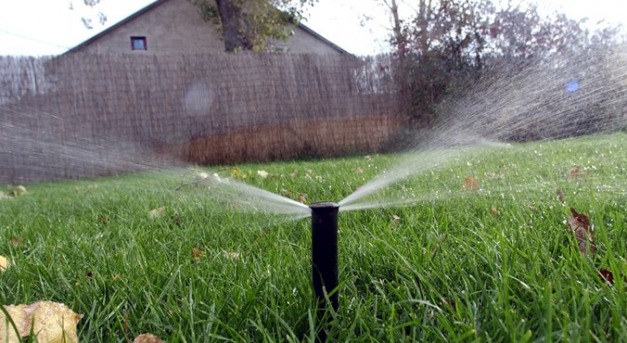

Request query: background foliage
[{"left": 382, "top": 0, "right": 625, "bottom": 125}]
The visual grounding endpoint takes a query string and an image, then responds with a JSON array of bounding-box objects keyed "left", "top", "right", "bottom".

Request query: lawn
[{"left": 1, "top": 133, "right": 626, "bottom": 342}]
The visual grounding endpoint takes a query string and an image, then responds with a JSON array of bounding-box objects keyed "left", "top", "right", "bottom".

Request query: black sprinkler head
[{"left": 310, "top": 202, "right": 339, "bottom": 341}]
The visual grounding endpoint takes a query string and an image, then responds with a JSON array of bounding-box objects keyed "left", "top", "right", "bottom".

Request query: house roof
[
  {"left": 296, "top": 22, "right": 348, "bottom": 54},
  {"left": 64, "top": 0, "right": 348, "bottom": 55}
]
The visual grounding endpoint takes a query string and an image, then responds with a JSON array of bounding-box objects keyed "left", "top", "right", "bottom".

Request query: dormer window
[{"left": 131, "top": 36, "right": 147, "bottom": 51}]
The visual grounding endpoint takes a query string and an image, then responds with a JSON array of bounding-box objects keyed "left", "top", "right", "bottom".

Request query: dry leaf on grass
[
  {"left": 462, "top": 176, "right": 479, "bottom": 191},
  {"left": 196, "top": 172, "right": 209, "bottom": 180},
  {"left": 440, "top": 297, "right": 457, "bottom": 311},
  {"left": 556, "top": 189, "right": 566, "bottom": 204},
  {"left": 564, "top": 207, "right": 596, "bottom": 255},
  {"left": 192, "top": 247, "right": 205, "bottom": 261},
  {"left": 280, "top": 188, "right": 291, "bottom": 197},
  {"left": 0, "top": 191, "right": 12, "bottom": 200},
  {"left": 563, "top": 209, "right": 626, "bottom": 285},
  {"left": 0, "top": 305, "right": 25, "bottom": 343},
  {"left": 598, "top": 268, "right": 614, "bottom": 285},
  {"left": 147, "top": 207, "right": 165, "bottom": 219},
  {"left": 196, "top": 172, "right": 222, "bottom": 185},
  {"left": 0, "top": 301, "right": 82, "bottom": 343},
  {"left": 568, "top": 166, "right": 588, "bottom": 180},
  {"left": 133, "top": 333, "right": 165, "bottom": 343},
  {"left": 257, "top": 170, "right": 269, "bottom": 178},
  {"left": 14, "top": 185, "right": 27, "bottom": 196},
  {"left": 0, "top": 256, "right": 9, "bottom": 273},
  {"left": 2, "top": 185, "right": 27, "bottom": 198},
  {"left": 223, "top": 251, "right": 241, "bottom": 260},
  {"left": 10, "top": 237, "right": 21, "bottom": 247}
]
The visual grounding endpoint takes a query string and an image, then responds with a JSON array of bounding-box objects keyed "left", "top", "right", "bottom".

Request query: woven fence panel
[{"left": 0, "top": 53, "right": 401, "bottom": 183}]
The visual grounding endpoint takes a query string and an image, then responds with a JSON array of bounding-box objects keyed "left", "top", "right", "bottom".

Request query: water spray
[{"left": 309, "top": 202, "right": 339, "bottom": 341}]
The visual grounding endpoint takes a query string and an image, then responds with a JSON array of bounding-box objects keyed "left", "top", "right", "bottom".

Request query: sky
[{"left": 0, "top": 0, "right": 625, "bottom": 56}]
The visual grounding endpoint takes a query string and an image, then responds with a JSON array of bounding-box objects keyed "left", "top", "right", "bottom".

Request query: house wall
[
  {"left": 76, "top": 0, "right": 224, "bottom": 54},
  {"left": 73, "top": 0, "right": 344, "bottom": 55}
]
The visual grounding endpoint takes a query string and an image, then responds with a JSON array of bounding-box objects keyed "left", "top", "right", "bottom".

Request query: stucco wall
[{"left": 73, "top": 0, "right": 344, "bottom": 55}]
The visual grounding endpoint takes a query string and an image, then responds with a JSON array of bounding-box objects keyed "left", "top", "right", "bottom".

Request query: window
[{"left": 130, "top": 36, "right": 147, "bottom": 51}]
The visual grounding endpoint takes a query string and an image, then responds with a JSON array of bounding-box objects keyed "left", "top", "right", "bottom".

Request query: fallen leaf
[
  {"left": 353, "top": 167, "right": 364, "bottom": 174},
  {"left": 556, "top": 189, "right": 566, "bottom": 204},
  {"left": 196, "top": 172, "right": 209, "bottom": 180},
  {"left": 462, "top": 176, "right": 478, "bottom": 191},
  {"left": 192, "top": 247, "right": 205, "bottom": 261},
  {"left": 148, "top": 207, "right": 165, "bottom": 219},
  {"left": 2, "top": 185, "right": 27, "bottom": 198},
  {"left": 441, "top": 297, "right": 457, "bottom": 311},
  {"left": 280, "top": 188, "right": 291, "bottom": 197},
  {"left": 14, "top": 185, "right": 27, "bottom": 195},
  {"left": 564, "top": 207, "right": 596, "bottom": 255},
  {"left": 257, "top": 170, "right": 269, "bottom": 178},
  {"left": 0, "top": 301, "right": 82, "bottom": 343},
  {"left": 97, "top": 214, "right": 108, "bottom": 225},
  {"left": 133, "top": 333, "right": 165, "bottom": 343},
  {"left": 598, "top": 268, "right": 614, "bottom": 285},
  {"left": 170, "top": 213, "right": 182, "bottom": 226},
  {"left": 490, "top": 206, "right": 499, "bottom": 216},
  {"left": 210, "top": 173, "right": 222, "bottom": 183},
  {"left": 0, "top": 304, "right": 26, "bottom": 342},
  {"left": 223, "top": 251, "right": 240, "bottom": 260},
  {"left": 391, "top": 215, "right": 401, "bottom": 223},
  {"left": 10, "top": 237, "right": 21, "bottom": 247},
  {"left": 0, "top": 255, "right": 9, "bottom": 273},
  {"left": 297, "top": 193, "right": 308, "bottom": 204},
  {"left": 568, "top": 166, "right": 588, "bottom": 180}
]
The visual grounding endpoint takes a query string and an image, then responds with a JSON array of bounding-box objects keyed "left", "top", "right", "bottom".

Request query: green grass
[{"left": 1, "top": 133, "right": 626, "bottom": 342}]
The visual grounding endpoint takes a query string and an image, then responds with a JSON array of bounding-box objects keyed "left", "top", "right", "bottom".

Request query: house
[{"left": 64, "top": 0, "right": 348, "bottom": 55}]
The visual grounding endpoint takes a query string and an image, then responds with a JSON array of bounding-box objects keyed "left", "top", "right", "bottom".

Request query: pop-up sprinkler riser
[{"left": 309, "top": 202, "right": 340, "bottom": 341}]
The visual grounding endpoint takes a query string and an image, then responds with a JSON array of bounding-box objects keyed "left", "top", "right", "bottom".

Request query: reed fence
[{"left": 0, "top": 53, "right": 402, "bottom": 183}]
